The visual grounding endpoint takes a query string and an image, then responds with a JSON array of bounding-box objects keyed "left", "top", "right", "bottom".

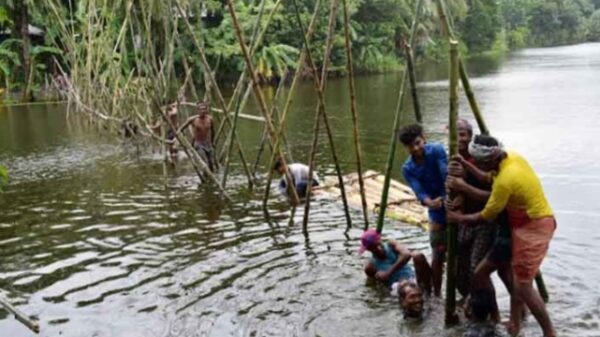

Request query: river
[{"left": 1, "top": 43, "right": 599, "bottom": 337}]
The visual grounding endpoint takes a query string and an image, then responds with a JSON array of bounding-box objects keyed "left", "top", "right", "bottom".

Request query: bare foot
[{"left": 503, "top": 320, "right": 520, "bottom": 337}]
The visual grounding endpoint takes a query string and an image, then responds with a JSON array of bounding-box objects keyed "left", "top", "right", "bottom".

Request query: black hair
[
  {"left": 473, "top": 134, "right": 499, "bottom": 147},
  {"left": 470, "top": 288, "right": 495, "bottom": 321},
  {"left": 398, "top": 124, "right": 424, "bottom": 145},
  {"left": 398, "top": 282, "right": 419, "bottom": 301},
  {"left": 273, "top": 159, "right": 284, "bottom": 172}
]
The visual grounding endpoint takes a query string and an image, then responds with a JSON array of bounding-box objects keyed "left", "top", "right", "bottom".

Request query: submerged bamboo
[
  {"left": 0, "top": 296, "right": 40, "bottom": 333},
  {"left": 302, "top": 0, "right": 339, "bottom": 236},
  {"left": 376, "top": 0, "right": 424, "bottom": 234},
  {"left": 535, "top": 271, "right": 549, "bottom": 303},
  {"left": 291, "top": 0, "right": 353, "bottom": 231},
  {"left": 225, "top": 0, "right": 300, "bottom": 205},
  {"left": 404, "top": 42, "right": 422, "bottom": 123},
  {"left": 445, "top": 40, "right": 460, "bottom": 326},
  {"left": 341, "top": 0, "right": 369, "bottom": 230}
]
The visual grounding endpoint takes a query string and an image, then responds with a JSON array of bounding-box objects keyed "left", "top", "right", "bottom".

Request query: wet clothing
[
  {"left": 480, "top": 151, "right": 553, "bottom": 223},
  {"left": 512, "top": 215, "right": 556, "bottom": 282},
  {"left": 370, "top": 243, "right": 415, "bottom": 287},
  {"left": 402, "top": 143, "right": 448, "bottom": 226},
  {"left": 194, "top": 140, "right": 215, "bottom": 172},
  {"left": 462, "top": 322, "right": 496, "bottom": 337},
  {"left": 486, "top": 212, "right": 512, "bottom": 264},
  {"left": 278, "top": 163, "right": 320, "bottom": 198}
]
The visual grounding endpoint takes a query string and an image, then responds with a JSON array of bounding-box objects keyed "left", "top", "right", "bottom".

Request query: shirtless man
[
  {"left": 152, "top": 103, "right": 180, "bottom": 160},
  {"left": 178, "top": 101, "right": 216, "bottom": 172}
]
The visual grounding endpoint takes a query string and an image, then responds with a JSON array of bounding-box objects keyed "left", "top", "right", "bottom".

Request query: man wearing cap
[
  {"left": 398, "top": 123, "right": 447, "bottom": 297},
  {"left": 360, "top": 229, "right": 432, "bottom": 318},
  {"left": 447, "top": 135, "right": 556, "bottom": 337}
]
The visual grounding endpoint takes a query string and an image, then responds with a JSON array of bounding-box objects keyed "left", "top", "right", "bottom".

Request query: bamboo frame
[
  {"left": 376, "top": 0, "right": 425, "bottom": 234},
  {"left": 290, "top": 0, "right": 353, "bottom": 232},
  {"left": 404, "top": 41, "right": 422, "bottom": 123},
  {"left": 341, "top": 0, "right": 369, "bottom": 230}
]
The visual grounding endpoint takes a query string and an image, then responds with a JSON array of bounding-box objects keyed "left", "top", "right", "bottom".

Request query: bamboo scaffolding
[
  {"left": 0, "top": 296, "right": 40, "bottom": 333},
  {"left": 341, "top": 0, "right": 369, "bottom": 230},
  {"left": 404, "top": 41, "right": 422, "bottom": 123},
  {"left": 225, "top": 0, "right": 300, "bottom": 206},
  {"left": 261, "top": 0, "right": 322, "bottom": 216},
  {"left": 302, "top": 0, "right": 340, "bottom": 236},
  {"left": 376, "top": 0, "right": 425, "bottom": 234},
  {"left": 176, "top": 1, "right": 254, "bottom": 188},
  {"left": 445, "top": 40, "right": 460, "bottom": 325},
  {"left": 290, "top": 0, "right": 353, "bottom": 232}
]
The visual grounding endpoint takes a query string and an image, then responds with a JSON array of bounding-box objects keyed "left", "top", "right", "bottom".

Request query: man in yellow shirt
[{"left": 447, "top": 135, "right": 556, "bottom": 337}]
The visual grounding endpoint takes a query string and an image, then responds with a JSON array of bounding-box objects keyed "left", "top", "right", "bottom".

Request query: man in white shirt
[{"left": 273, "top": 160, "right": 320, "bottom": 198}]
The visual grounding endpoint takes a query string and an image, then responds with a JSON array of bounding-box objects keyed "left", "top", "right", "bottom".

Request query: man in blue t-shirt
[{"left": 398, "top": 124, "right": 448, "bottom": 297}]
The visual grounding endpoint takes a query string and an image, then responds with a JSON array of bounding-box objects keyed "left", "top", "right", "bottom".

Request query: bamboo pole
[
  {"left": 404, "top": 41, "right": 422, "bottom": 123},
  {"left": 302, "top": 0, "right": 339, "bottom": 236},
  {"left": 0, "top": 296, "right": 40, "bottom": 333},
  {"left": 291, "top": 0, "right": 353, "bottom": 231},
  {"left": 445, "top": 40, "right": 460, "bottom": 326},
  {"left": 434, "top": 0, "right": 489, "bottom": 135},
  {"left": 376, "top": 0, "right": 425, "bottom": 234},
  {"left": 341, "top": 0, "right": 369, "bottom": 230},
  {"left": 175, "top": 1, "right": 254, "bottom": 188},
  {"left": 535, "top": 271, "right": 549, "bottom": 303},
  {"left": 225, "top": 0, "right": 300, "bottom": 206}
]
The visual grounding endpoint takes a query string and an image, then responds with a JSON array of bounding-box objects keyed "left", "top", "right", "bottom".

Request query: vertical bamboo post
[
  {"left": 225, "top": 0, "right": 300, "bottom": 205},
  {"left": 376, "top": 0, "right": 424, "bottom": 233},
  {"left": 445, "top": 40, "right": 460, "bottom": 325},
  {"left": 341, "top": 0, "right": 369, "bottom": 230},
  {"left": 175, "top": 1, "right": 254, "bottom": 188},
  {"left": 261, "top": 0, "right": 322, "bottom": 217},
  {"left": 404, "top": 41, "right": 422, "bottom": 123},
  {"left": 434, "top": 0, "right": 489, "bottom": 135},
  {"left": 302, "top": 0, "right": 339, "bottom": 236},
  {"left": 291, "top": 0, "right": 353, "bottom": 231}
]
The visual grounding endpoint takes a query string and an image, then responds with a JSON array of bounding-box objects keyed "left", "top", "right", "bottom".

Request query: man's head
[
  {"left": 167, "top": 103, "right": 178, "bottom": 122},
  {"left": 398, "top": 281, "right": 424, "bottom": 318},
  {"left": 468, "top": 288, "right": 495, "bottom": 322},
  {"left": 457, "top": 119, "right": 473, "bottom": 155},
  {"left": 468, "top": 134, "right": 504, "bottom": 171},
  {"left": 359, "top": 229, "right": 385, "bottom": 257},
  {"left": 399, "top": 124, "right": 426, "bottom": 159},
  {"left": 273, "top": 159, "right": 285, "bottom": 175},
  {"left": 197, "top": 101, "right": 209, "bottom": 117}
]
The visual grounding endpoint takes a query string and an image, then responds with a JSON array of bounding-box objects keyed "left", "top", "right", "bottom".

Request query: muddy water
[{"left": 1, "top": 43, "right": 599, "bottom": 337}]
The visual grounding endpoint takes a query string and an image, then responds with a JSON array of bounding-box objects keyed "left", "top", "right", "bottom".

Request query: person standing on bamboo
[
  {"left": 446, "top": 119, "right": 495, "bottom": 300},
  {"left": 178, "top": 101, "right": 216, "bottom": 172},
  {"left": 447, "top": 135, "right": 556, "bottom": 337},
  {"left": 399, "top": 124, "right": 447, "bottom": 297}
]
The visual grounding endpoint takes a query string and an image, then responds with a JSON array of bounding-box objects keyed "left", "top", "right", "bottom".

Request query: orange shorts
[{"left": 511, "top": 216, "right": 556, "bottom": 282}]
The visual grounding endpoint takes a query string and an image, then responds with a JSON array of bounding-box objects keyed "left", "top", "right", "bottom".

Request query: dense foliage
[{"left": 1, "top": 0, "right": 599, "bottom": 99}]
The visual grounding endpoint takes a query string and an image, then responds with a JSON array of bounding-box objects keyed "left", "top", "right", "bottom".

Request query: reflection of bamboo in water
[
  {"left": 290, "top": 0, "right": 353, "bottom": 233},
  {"left": 341, "top": 0, "right": 369, "bottom": 230}
]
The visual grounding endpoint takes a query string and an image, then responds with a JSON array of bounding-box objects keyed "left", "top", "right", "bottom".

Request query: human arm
[
  {"left": 448, "top": 177, "right": 510, "bottom": 224},
  {"left": 375, "top": 241, "right": 412, "bottom": 282},
  {"left": 446, "top": 176, "right": 491, "bottom": 203},
  {"left": 177, "top": 116, "right": 195, "bottom": 135},
  {"left": 210, "top": 117, "right": 215, "bottom": 147},
  {"left": 402, "top": 166, "right": 442, "bottom": 210},
  {"left": 453, "top": 154, "right": 493, "bottom": 186}
]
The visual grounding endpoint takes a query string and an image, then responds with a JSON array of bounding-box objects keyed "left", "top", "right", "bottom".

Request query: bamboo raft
[{"left": 316, "top": 170, "right": 428, "bottom": 229}]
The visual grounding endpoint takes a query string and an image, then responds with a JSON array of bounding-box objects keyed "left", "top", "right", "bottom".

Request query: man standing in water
[
  {"left": 179, "top": 101, "right": 216, "bottom": 172},
  {"left": 399, "top": 124, "right": 447, "bottom": 297},
  {"left": 447, "top": 135, "right": 556, "bottom": 337},
  {"left": 152, "top": 103, "right": 180, "bottom": 161},
  {"left": 446, "top": 119, "right": 495, "bottom": 300},
  {"left": 273, "top": 160, "right": 319, "bottom": 199}
]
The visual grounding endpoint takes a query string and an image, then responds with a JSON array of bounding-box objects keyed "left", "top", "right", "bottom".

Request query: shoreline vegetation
[{"left": 0, "top": 0, "right": 599, "bottom": 106}]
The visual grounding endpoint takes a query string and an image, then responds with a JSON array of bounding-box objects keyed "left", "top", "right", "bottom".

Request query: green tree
[
  {"left": 588, "top": 9, "right": 600, "bottom": 40},
  {"left": 458, "top": 0, "right": 501, "bottom": 54}
]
